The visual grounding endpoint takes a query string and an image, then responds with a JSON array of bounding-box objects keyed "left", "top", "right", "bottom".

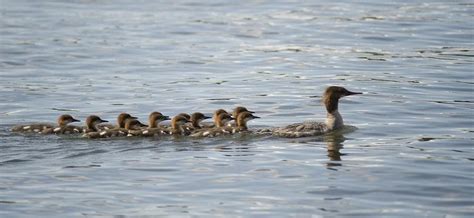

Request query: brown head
[
  {"left": 232, "top": 106, "right": 254, "bottom": 119},
  {"left": 117, "top": 113, "right": 137, "bottom": 128},
  {"left": 57, "top": 114, "right": 80, "bottom": 126},
  {"left": 86, "top": 115, "right": 108, "bottom": 131},
  {"left": 190, "top": 112, "right": 211, "bottom": 128},
  {"left": 124, "top": 119, "right": 148, "bottom": 130},
  {"left": 322, "top": 86, "right": 362, "bottom": 113},
  {"left": 148, "top": 112, "right": 170, "bottom": 128},
  {"left": 215, "top": 112, "right": 234, "bottom": 128},
  {"left": 171, "top": 115, "right": 191, "bottom": 130},
  {"left": 236, "top": 111, "right": 260, "bottom": 130},
  {"left": 177, "top": 113, "right": 191, "bottom": 120},
  {"left": 213, "top": 109, "right": 228, "bottom": 120}
]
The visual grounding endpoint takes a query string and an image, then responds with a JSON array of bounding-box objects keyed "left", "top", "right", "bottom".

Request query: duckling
[
  {"left": 230, "top": 106, "right": 255, "bottom": 127},
  {"left": 98, "top": 118, "right": 146, "bottom": 138},
  {"left": 190, "top": 112, "right": 234, "bottom": 137},
  {"left": 201, "top": 109, "right": 229, "bottom": 128},
  {"left": 269, "top": 86, "right": 362, "bottom": 138},
  {"left": 97, "top": 113, "right": 137, "bottom": 130},
  {"left": 81, "top": 115, "right": 110, "bottom": 138},
  {"left": 41, "top": 115, "right": 83, "bottom": 134},
  {"left": 11, "top": 114, "right": 80, "bottom": 134},
  {"left": 213, "top": 109, "right": 228, "bottom": 120},
  {"left": 125, "top": 119, "right": 148, "bottom": 136},
  {"left": 185, "top": 112, "right": 211, "bottom": 131},
  {"left": 176, "top": 113, "right": 191, "bottom": 120},
  {"left": 232, "top": 106, "right": 255, "bottom": 119},
  {"left": 164, "top": 114, "right": 192, "bottom": 136},
  {"left": 141, "top": 112, "right": 171, "bottom": 137},
  {"left": 227, "top": 111, "right": 260, "bottom": 133}
]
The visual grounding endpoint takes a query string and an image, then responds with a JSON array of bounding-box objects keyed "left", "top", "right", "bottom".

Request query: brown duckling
[
  {"left": 97, "top": 112, "right": 137, "bottom": 130},
  {"left": 185, "top": 112, "right": 212, "bottom": 131},
  {"left": 11, "top": 114, "right": 80, "bottom": 134},
  {"left": 232, "top": 106, "right": 255, "bottom": 119},
  {"left": 125, "top": 119, "right": 148, "bottom": 136},
  {"left": 163, "top": 114, "right": 192, "bottom": 136},
  {"left": 41, "top": 114, "right": 82, "bottom": 134},
  {"left": 190, "top": 112, "right": 234, "bottom": 137},
  {"left": 141, "top": 112, "right": 171, "bottom": 137},
  {"left": 201, "top": 109, "right": 229, "bottom": 128},
  {"left": 98, "top": 116, "right": 146, "bottom": 138},
  {"left": 229, "top": 106, "right": 255, "bottom": 127},
  {"left": 81, "top": 115, "right": 110, "bottom": 138}
]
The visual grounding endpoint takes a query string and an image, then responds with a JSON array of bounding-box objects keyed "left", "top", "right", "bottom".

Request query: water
[{"left": 1, "top": 0, "right": 473, "bottom": 216}]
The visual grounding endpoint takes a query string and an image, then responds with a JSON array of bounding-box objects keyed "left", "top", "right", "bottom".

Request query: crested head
[
  {"left": 57, "top": 114, "right": 80, "bottom": 126},
  {"left": 124, "top": 119, "right": 147, "bottom": 130},
  {"left": 322, "top": 86, "right": 362, "bottom": 113},
  {"left": 117, "top": 113, "right": 137, "bottom": 128},
  {"left": 232, "top": 106, "right": 254, "bottom": 118},
  {"left": 236, "top": 111, "right": 260, "bottom": 128}
]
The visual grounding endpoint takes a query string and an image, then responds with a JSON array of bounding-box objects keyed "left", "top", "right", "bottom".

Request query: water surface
[{"left": 1, "top": 0, "right": 473, "bottom": 217}]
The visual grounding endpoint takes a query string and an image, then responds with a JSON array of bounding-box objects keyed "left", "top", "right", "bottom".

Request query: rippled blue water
[{"left": 1, "top": 0, "right": 473, "bottom": 217}]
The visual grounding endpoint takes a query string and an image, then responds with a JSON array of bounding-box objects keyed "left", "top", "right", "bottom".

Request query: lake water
[{"left": 1, "top": 0, "right": 473, "bottom": 217}]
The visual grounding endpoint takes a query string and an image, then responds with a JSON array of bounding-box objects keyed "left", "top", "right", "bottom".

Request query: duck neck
[
  {"left": 325, "top": 97, "right": 343, "bottom": 130},
  {"left": 192, "top": 119, "right": 201, "bottom": 128},
  {"left": 149, "top": 118, "right": 157, "bottom": 128},
  {"left": 58, "top": 120, "right": 67, "bottom": 127},
  {"left": 326, "top": 110, "right": 343, "bottom": 130},
  {"left": 87, "top": 122, "right": 99, "bottom": 132},
  {"left": 236, "top": 119, "right": 248, "bottom": 130},
  {"left": 118, "top": 120, "right": 125, "bottom": 128},
  {"left": 171, "top": 122, "right": 179, "bottom": 131},
  {"left": 215, "top": 119, "right": 223, "bottom": 128}
]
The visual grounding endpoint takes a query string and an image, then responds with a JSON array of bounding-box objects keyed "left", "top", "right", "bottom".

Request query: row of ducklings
[{"left": 11, "top": 107, "right": 260, "bottom": 138}]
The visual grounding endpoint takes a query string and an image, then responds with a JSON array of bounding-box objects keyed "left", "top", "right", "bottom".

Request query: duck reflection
[
  {"left": 288, "top": 127, "right": 353, "bottom": 169},
  {"left": 324, "top": 132, "right": 345, "bottom": 162},
  {"left": 324, "top": 132, "right": 346, "bottom": 169}
]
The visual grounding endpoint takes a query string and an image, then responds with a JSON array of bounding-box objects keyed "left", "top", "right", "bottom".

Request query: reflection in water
[
  {"left": 324, "top": 132, "right": 346, "bottom": 169},
  {"left": 287, "top": 126, "right": 354, "bottom": 167},
  {"left": 324, "top": 132, "right": 346, "bottom": 162}
]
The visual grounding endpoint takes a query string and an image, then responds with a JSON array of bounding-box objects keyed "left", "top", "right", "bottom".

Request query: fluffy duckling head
[
  {"left": 236, "top": 111, "right": 260, "bottom": 129},
  {"left": 148, "top": 112, "right": 170, "bottom": 128},
  {"left": 57, "top": 114, "right": 80, "bottom": 126},
  {"left": 124, "top": 119, "right": 148, "bottom": 130},
  {"left": 190, "top": 112, "right": 211, "bottom": 128},
  {"left": 86, "top": 115, "right": 108, "bottom": 130},
  {"left": 117, "top": 113, "right": 137, "bottom": 128},
  {"left": 171, "top": 115, "right": 191, "bottom": 129},
  {"left": 215, "top": 112, "right": 234, "bottom": 127},
  {"left": 232, "top": 106, "right": 255, "bottom": 119}
]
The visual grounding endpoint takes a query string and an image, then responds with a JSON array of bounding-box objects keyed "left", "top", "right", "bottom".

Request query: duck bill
[
  {"left": 72, "top": 118, "right": 80, "bottom": 122},
  {"left": 163, "top": 116, "right": 171, "bottom": 121},
  {"left": 252, "top": 115, "right": 260, "bottom": 119},
  {"left": 100, "top": 119, "right": 109, "bottom": 123},
  {"left": 346, "top": 90, "right": 362, "bottom": 96},
  {"left": 203, "top": 116, "right": 212, "bottom": 120}
]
